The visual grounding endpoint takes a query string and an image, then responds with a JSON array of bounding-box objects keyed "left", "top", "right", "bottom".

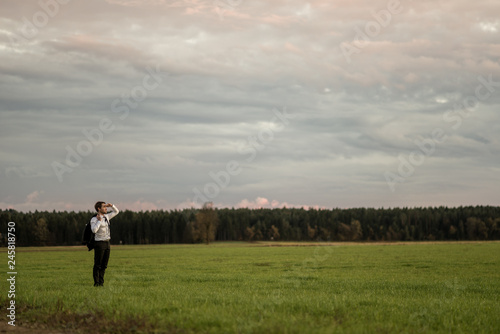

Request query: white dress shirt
[{"left": 90, "top": 205, "right": 119, "bottom": 241}]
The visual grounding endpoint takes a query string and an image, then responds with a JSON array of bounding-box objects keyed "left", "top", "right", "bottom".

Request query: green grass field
[{"left": 2, "top": 242, "right": 500, "bottom": 333}]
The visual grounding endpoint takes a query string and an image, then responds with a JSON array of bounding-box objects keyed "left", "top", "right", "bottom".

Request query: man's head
[{"left": 95, "top": 201, "right": 106, "bottom": 213}]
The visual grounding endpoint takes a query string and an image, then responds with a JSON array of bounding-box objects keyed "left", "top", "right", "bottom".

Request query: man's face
[{"left": 98, "top": 205, "right": 108, "bottom": 214}]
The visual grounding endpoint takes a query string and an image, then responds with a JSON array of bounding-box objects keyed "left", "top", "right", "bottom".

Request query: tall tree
[
  {"left": 268, "top": 225, "right": 280, "bottom": 241},
  {"left": 196, "top": 202, "right": 219, "bottom": 244},
  {"left": 33, "top": 218, "right": 49, "bottom": 246}
]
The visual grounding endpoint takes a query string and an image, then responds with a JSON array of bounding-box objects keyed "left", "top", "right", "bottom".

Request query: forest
[{"left": 1, "top": 205, "right": 499, "bottom": 247}]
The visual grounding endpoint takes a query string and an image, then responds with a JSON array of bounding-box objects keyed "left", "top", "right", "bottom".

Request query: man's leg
[
  {"left": 93, "top": 242, "right": 105, "bottom": 286},
  {"left": 99, "top": 241, "right": 110, "bottom": 286}
]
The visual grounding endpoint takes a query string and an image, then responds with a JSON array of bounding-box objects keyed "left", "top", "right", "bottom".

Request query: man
[{"left": 91, "top": 201, "right": 119, "bottom": 287}]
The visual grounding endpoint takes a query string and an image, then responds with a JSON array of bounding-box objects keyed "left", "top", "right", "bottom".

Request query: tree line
[{"left": 1, "top": 205, "right": 499, "bottom": 247}]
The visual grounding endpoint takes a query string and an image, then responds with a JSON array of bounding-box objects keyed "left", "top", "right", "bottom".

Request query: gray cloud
[{"left": 1, "top": 0, "right": 499, "bottom": 211}]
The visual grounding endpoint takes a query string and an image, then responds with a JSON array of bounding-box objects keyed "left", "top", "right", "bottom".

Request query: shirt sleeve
[
  {"left": 106, "top": 205, "right": 120, "bottom": 220},
  {"left": 90, "top": 217, "right": 102, "bottom": 233}
]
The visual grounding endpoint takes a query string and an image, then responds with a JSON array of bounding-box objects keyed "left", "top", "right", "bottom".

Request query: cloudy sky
[{"left": 1, "top": 0, "right": 499, "bottom": 212}]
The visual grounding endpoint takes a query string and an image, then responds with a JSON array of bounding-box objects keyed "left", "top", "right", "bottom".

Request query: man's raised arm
[{"left": 106, "top": 203, "right": 119, "bottom": 220}]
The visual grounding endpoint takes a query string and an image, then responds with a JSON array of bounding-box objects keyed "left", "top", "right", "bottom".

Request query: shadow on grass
[{"left": 1, "top": 299, "right": 184, "bottom": 334}]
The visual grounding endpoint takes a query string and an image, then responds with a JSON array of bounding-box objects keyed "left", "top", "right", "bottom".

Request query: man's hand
[
  {"left": 96, "top": 214, "right": 102, "bottom": 221},
  {"left": 105, "top": 203, "right": 113, "bottom": 207}
]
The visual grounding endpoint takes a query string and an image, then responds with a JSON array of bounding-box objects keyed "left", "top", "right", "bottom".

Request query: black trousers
[{"left": 93, "top": 240, "right": 110, "bottom": 286}]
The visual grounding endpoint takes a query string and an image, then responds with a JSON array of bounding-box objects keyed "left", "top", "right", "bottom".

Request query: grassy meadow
[{"left": 2, "top": 242, "right": 500, "bottom": 333}]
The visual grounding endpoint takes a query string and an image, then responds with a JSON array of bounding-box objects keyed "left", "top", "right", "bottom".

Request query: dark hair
[{"left": 95, "top": 201, "right": 105, "bottom": 212}]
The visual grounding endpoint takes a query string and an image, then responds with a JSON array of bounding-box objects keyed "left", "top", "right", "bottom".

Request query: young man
[{"left": 91, "top": 201, "right": 119, "bottom": 287}]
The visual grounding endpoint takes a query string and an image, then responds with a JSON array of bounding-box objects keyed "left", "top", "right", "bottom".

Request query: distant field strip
[{"left": 2, "top": 242, "right": 499, "bottom": 333}]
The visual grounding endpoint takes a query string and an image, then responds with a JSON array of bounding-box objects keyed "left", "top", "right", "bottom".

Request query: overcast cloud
[{"left": 0, "top": 0, "right": 499, "bottom": 212}]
